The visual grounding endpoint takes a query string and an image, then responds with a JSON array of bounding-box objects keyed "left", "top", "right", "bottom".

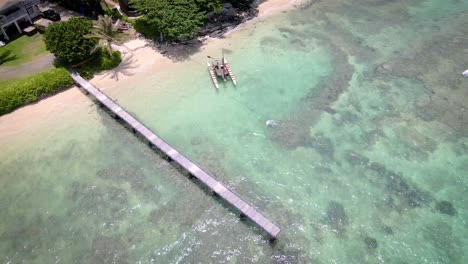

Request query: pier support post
[
  {"left": 239, "top": 213, "right": 246, "bottom": 220},
  {"left": 268, "top": 237, "right": 277, "bottom": 245}
]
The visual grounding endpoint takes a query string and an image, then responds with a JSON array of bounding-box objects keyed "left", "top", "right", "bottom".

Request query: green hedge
[{"left": 0, "top": 68, "right": 74, "bottom": 115}]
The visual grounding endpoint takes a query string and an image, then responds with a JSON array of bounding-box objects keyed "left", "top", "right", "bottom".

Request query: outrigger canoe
[{"left": 207, "top": 55, "right": 237, "bottom": 89}]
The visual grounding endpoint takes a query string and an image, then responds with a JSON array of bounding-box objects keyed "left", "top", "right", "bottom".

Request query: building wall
[{"left": 26, "top": 4, "right": 41, "bottom": 19}]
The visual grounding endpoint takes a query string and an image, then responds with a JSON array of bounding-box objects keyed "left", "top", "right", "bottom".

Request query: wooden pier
[{"left": 71, "top": 72, "right": 281, "bottom": 239}]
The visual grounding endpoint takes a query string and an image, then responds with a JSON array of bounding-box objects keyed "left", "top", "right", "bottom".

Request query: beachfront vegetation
[
  {"left": 0, "top": 68, "right": 73, "bottom": 115},
  {"left": 130, "top": 0, "right": 255, "bottom": 41},
  {"left": 44, "top": 18, "right": 98, "bottom": 64},
  {"left": 76, "top": 48, "right": 122, "bottom": 79},
  {"left": 132, "top": 0, "right": 206, "bottom": 41}
]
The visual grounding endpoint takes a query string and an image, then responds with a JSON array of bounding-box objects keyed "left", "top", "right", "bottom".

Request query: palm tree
[
  {"left": 85, "top": 15, "right": 120, "bottom": 55},
  {"left": 118, "top": 0, "right": 129, "bottom": 15}
]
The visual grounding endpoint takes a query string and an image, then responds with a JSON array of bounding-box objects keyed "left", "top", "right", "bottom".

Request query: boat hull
[
  {"left": 223, "top": 58, "right": 237, "bottom": 86},
  {"left": 207, "top": 61, "right": 219, "bottom": 89}
]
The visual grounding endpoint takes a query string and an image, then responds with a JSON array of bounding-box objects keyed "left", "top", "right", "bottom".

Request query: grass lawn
[{"left": 0, "top": 34, "right": 49, "bottom": 67}]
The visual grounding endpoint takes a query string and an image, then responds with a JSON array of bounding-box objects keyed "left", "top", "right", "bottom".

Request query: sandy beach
[{"left": 0, "top": 0, "right": 299, "bottom": 141}]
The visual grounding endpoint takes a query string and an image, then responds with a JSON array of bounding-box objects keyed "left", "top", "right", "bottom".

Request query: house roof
[{"left": 0, "top": 0, "right": 21, "bottom": 10}]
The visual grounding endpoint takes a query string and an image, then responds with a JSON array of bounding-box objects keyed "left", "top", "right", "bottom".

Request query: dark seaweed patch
[
  {"left": 435, "top": 201, "right": 457, "bottom": 216},
  {"left": 382, "top": 225, "right": 393, "bottom": 235},
  {"left": 369, "top": 162, "right": 431, "bottom": 209},
  {"left": 364, "top": 236, "right": 378, "bottom": 249},
  {"left": 310, "top": 134, "right": 335, "bottom": 159},
  {"left": 324, "top": 201, "right": 349, "bottom": 238}
]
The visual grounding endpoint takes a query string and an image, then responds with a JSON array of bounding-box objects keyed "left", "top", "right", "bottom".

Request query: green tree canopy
[
  {"left": 195, "top": 0, "right": 224, "bottom": 12},
  {"left": 131, "top": 0, "right": 206, "bottom": 41},
  {"left": 44, "top": 18, "right": 98, "bottom": 64}
]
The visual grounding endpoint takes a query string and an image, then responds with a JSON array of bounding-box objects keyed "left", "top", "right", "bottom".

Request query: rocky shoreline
[{"left": 199, "top": 2, "right": 260, "bottom": 39}]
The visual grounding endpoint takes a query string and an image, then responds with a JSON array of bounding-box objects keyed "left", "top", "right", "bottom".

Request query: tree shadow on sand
[
  {"left": 144, "top": 39, "right": 205, "bottom": 62},
  {"left": 97, "top": 53, "right": 137, "bottom": 81}
]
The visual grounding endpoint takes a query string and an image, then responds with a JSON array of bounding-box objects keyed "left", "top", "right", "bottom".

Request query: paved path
[{"left": 0, "top": 53, "right": 55, "bottom": 80}]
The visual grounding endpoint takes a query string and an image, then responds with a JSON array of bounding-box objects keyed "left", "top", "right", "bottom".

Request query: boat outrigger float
[{"left": 207, "top": 54, "right": 237, "bottom": 89}]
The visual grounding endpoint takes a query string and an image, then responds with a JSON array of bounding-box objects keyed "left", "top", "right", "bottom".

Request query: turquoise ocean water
[{"left": 1, "top": 0, "right": 467, "bottom": 262}]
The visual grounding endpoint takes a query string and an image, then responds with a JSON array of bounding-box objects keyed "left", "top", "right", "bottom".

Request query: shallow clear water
[{"left": 1, "top": 0, "right": 468, "bottom": 263}]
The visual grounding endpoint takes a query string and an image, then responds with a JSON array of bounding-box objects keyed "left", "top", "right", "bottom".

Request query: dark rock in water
[
  {"left": 326, "top": 201, "right": 348, "bottom": 226},
  {"left": 369, "top": 162, "right": 430, "bottom": 209},
  {"left": 364, "top": 236, "right": 378, "bottom": 249},
  {"left": 383, "top": 225, "right": 393, "bottom": 235},
  {"left": 435, "top": 201, "right": 457, "bottom": 216}
]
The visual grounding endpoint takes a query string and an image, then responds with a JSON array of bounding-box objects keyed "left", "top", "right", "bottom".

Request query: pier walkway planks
[{"left": 71, "top": 72, "right": 281, "bottom": 239}]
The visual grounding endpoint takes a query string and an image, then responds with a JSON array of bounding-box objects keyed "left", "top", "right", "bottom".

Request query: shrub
[
  {"left": 133, "top": 17, "right": 159, "bottom": 39},
  {"left": 77, "top": 48, "right": 122, "bottom": 79},
  {"left": 44, "top": 18, "right": 98, "bottom": 64},
  {"left": 0, "top": 68, "right": 74, "bottom": 115}
]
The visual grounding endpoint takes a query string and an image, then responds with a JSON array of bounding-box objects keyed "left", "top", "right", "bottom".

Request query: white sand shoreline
[{"left": 0, "top": 0, "right": 301, "bottom": 140}]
